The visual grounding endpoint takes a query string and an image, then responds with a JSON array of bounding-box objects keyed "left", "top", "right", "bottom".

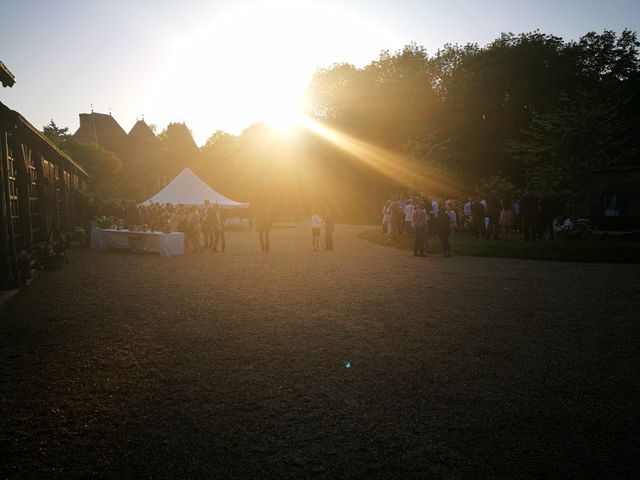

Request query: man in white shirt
[
  {"left": 404, "top": 200, "right": 414, "bottom": 234},
  {"left": 447, "top": 205, "right": 457, "bottom": 255},
  {"left": 463, "top": 197, "right": 472, "bottom": 229},
  {"left": 480, "top": 198, "right": 489, "bottom": 230}
]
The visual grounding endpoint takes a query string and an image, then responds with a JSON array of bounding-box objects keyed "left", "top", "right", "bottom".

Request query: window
[
  {"left": 6, "top": 145, "right": 20, "bottom": 242},
  {"left": 605, "top": 195, "right": 620, "bottom": 217},
  {"left": 27, "top": 152, "right": 39, "bottom": 231}
]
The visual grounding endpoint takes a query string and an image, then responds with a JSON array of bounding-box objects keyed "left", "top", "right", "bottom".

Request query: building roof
[
  {"left": 128, "top": 119, "right": 161, "bottom": 145},
  {"left": 0, "top": 60, "right": 16, "bottom": 88},
  {"left": 73, "top": 112, "right": 128, "bottom": 154},
  {"left": 0, "top": 101, "right": 89, "bottom": 178}
]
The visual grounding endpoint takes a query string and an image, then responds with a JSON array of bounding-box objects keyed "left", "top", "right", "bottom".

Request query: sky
[{"left": 1, "top": 0, "right": 639, "bottom": 145}]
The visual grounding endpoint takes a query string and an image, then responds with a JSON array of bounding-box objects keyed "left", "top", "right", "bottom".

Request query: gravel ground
[{"left": 1, "top": 224, "right": 639, "bottom": 479}]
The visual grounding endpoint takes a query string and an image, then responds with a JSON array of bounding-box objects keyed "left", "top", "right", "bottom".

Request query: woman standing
[
  {"left": 500, "top": 198, "right": 514, "bottom": 241},
  {"left": 382, "top": 201, "right": 391, "bottom": 235},
  {"left": 311, "top": 210, "right": 323, "bottom": 252}
]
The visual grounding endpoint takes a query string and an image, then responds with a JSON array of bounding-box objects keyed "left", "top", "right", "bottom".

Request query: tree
[
  {"left": 158, "top": 122, "right": 200, "bottom": 167},
  {"left": 203, "top": 130, "right": 237, "bottom": 150},
  {"left": 305, "top": 30, "right": 640, "bottom": 202},
  {"left": 64, "top": 141, "right": 122, "bottom": 186},
  {"left": 42, "top": 120, "right": 70, "bottom": 148},
  {"left": 513, "top": 88, "right": 635, "bottom": 196},
  {"left": 42, "top": 119, "right": 123, "bottom": 198}
]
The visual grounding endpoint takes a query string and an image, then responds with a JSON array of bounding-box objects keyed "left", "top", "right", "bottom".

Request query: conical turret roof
[{"left": 128, "top": 119, "right": 161, "bottom": 145}]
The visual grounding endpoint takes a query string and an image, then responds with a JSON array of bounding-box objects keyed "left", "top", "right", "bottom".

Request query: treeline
[{"left": 196, "top": 30, "right": 639, "bottom": 220}]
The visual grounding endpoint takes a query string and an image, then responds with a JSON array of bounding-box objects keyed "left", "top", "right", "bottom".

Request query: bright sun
[
  {"left": 265, "top": 101, "right": 306, "bottom": 133},
  {"left": 144, "top": 1, "right": 395, "bottom": 144}
]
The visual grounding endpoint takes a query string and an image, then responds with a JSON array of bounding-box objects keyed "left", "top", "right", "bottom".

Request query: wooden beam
[{"left": 0, "top": 131, "right": 18, "bottom": 288}]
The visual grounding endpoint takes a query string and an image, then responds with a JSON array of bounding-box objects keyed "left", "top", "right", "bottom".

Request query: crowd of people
[
  {"left": 381, "top": 191, "right": 563, "bottom": 257},
  {"left": 91, "top": 200, "right": 336, "bottom": 254},
  {"left": 88, "top": 190, "right": 565, "bottom": 258},
  {"left": 310, "top": 209, "right": 335, "bottom": 252},
  {"left": 92, "top": 200, "right": 244, "bottom": 253}
]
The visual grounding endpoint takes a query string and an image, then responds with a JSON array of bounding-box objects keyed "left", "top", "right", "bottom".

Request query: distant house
[
  {"left": 72, "top": 113, "right": 195, "bottom": 200},
  {"left": 124, "top": 119, "right": 166, "bottom": 199},
  {"left": 73, "top": 111, "right": 128, "bottom": 159},
  {"left": 1, "top": 61, "right": 89, "bottom": 289}
]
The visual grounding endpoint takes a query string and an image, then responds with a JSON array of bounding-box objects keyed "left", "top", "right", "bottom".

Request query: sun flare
[
  {"left": 265, "top": 101, "right": 307, "bottom": 133},
  {"left": 142, "top": 2, "right": 395, "bottom": 144}
]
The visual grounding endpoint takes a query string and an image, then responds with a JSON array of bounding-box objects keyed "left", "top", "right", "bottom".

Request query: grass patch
[{"left": 358, "top": 229, "right": 640, "bottom": 263}]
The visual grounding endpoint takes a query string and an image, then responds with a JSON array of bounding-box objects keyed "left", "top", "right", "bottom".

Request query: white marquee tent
[{"left": 141, "top": 167, "right": 249, "bottom": 208}]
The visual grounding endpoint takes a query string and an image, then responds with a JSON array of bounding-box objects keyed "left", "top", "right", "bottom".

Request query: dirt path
[{"left": 1, "top": 224, "right": 639, "bottom": 479}]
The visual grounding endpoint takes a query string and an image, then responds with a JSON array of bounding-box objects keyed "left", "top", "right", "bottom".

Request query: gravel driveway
[{"left": 1, "top": 224, "right": 639, "bottom": 479}]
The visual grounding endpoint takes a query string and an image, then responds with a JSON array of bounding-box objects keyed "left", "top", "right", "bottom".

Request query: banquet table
[{"left": 91, "top": 228, "right": 185, "bottom": 257}]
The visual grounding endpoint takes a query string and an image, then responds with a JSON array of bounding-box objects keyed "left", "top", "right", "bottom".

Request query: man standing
[
  {"left": 521, "top": 190, "right": 539, "bottom": 241},
  {"left": 412, "top": 201, "right": 427, "bottom": 257},
  {"left": 211, "top": 204, "right": 225, "bottom": 252},
  {"left": 201, "top": 200, "right": 213, "bottom": 249},
  {"left": 324, "top": 208, "right": 335, "bottom": 251},
  {"left": 391, "top": 197, "right": 402, "bottom": 240},
  {"left": 446, "top": 202, "right": 457, "bottom": 255},
  {"left": 471, "top": 198, "right": 485, "bottom": 239},
  {"left": 437, "top": 204, "right": 451, "bottom": 257},
  {"left": 398, "top": 197, "right": 407, "bottom": 235},
  {"left": 403, "top": 199, "right": 414, "bottom": 235},
  {"left": 256, "top": 204, "right": 272, "bottom": 252},
  {"left": 463, "top": 197, "right": 472, "bottom": 230},
  {"left": 487, "top": 191, "right": 501, "bottom": 240}
]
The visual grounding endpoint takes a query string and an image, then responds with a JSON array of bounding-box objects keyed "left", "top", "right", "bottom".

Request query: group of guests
[
  {"left": 463, "top": 191, "right": 561, "bottom": 241},
  {"left": 93, "top": 199, "right": 336, "bottom": 254},
  {"left": 383, "top": 195, "right": 457, "bottom": 257},
  {"left": 382, "top": 190, "right": 563, "bottom": 257},
  {"left": 96, "top": 200, "right": 237, "bottom": 253}
]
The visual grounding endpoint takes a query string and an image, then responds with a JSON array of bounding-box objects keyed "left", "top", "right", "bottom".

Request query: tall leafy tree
[
  {"left": 158, "top": 122, "right": 200, "bottom": 167},
  {"left": 43, "top": 119, "right": 70, "bottom": 147},
  {"left": 43, "top": 120, "right": 123, "bottom": 198}
]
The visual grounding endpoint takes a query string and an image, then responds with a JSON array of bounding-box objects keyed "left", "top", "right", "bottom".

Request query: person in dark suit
[
  {"left": 487, "top": 192, "right": 501, "bottom": 240},
  {"left": 256, "top": 204, "right": 272, "bottom": 252},
  {"left": 201, "top": 200, "right": 214, "bottom": 249},
  {"left": 520, "top": 190, "right": 539, "bottom": 241},
  {"left": 212, "top": 204, "right": 225, "bottom": 252},
  {"left": 437, "top": 203, "right": 451, "bottom": 257},
  {"left": 470, "top": 198, "right": 486, "bottom": 239},
  {"left": 412, "top": 202, "right": 427, "bottom": 257},
  {"left": 324, "top": 208, "right": 335, "bottom": 250}
]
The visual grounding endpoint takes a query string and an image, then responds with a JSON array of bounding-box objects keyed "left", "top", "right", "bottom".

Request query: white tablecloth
[{"left": 91, "top": 228, "right": 185, "bottom": 257}]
